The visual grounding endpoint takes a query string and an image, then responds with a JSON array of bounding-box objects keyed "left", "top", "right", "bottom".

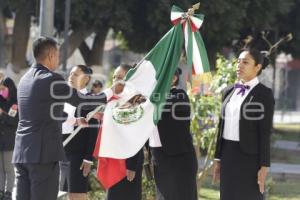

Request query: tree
[
  {"left": 55, "top": 0, "right": 192, "bottom": 66},
  {"left": 0, "top": 2, "right": 6, "bottom": 68},
  {"left": 199, "top": 0, "right": 293, "bottom": 68},
  {"left": 278, "top": 0, "right": 300, "bottom": 58},
  {"left": 10, "top": 0, "right": 35, "bottom": 72},
  {"left": 1, "top": 0, "right": 36, "bottom": 72},
  {"left": 1, "top": 0, "right": 297, "bottom": 72},
  {"left": 118, "top": 0, "right": 294, "bottom": 69},
  {"left": 55, "top": 0, "right": 136, "bottom": 66}
]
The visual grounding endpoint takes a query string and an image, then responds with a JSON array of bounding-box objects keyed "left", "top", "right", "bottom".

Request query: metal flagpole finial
[
  {"left": 187, "top": 2, "right": 201, "bottom": 15},
  {"left": 192, "top": 2, "right": 201, "bottom": 10}
]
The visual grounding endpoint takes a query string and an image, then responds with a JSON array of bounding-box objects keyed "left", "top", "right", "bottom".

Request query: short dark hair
[
  {"left": 75, "top": 65, "right": 93, "bottom": 75},
  {"left": 174, "top": 68, "right": 182, "bottom": 86},
  {"left": 92, "top": 80, "right": 103, "bottom": 88},
  {"left": 32, "top": 37, "right": 58, "bottom": 60},
  {"left": 119, "top": 63, "right": 133, "bottom": 73}
]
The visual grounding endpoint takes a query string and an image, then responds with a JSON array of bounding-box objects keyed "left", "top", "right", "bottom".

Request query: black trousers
[
  {"left": 14, "top": 162, "right": 59, "bottom": 200},
  {"left": 151, "top": 148, "right": 198, "bottom": 200},
  {"left": 220, "top": 139, "right": 264, "bottom": 200},
  {"left": 106, "top": 166, "right": 143, "bottom": 200}
]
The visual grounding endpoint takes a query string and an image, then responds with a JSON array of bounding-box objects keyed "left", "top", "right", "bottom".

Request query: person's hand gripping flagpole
[{"left": 63, "top": 80, "right": 125, "bottom": 147}]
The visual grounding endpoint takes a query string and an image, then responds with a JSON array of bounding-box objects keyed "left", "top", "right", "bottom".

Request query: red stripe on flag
[
  {"left": 192, "top": 64, "right": 196, "bottom": 75},
  {"left": 93, "top": 96, "right": 126, "bottom": 189},
  {"left": 93, "top": 127, "right": 126, "bottom": 189},
  {"left": 190, "top": 20, "right": 198, "bottom": 32},
  {"left": 171, "top": 18, "right": 181, "bottom": 25}
]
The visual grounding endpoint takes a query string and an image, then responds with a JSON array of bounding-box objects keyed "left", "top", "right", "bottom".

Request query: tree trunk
[
  {"left": 10, "top": 0, "right": 32, "bottom": 73},
  {"left": 86, "top": 26, "right": 109, "bottom": 66},
  {"left": 78, "top": 40, "right": 90, "bottom": 64},
  {"left": 0, "top": 8, "right": 5, "bottom": 68},
  {"left": 207, "top": 47, "right": 217, "bottom": 71},
  {"left": 59, "top": 29, "right": 93, "bottom": 65},
  {"left": 79, "top": 26, "right": 109, "bottom": 67}
]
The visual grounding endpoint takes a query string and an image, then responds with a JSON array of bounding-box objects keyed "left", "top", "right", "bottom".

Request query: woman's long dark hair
[{"left": 1, "top": 77, "right": 17, "bottom": 103}]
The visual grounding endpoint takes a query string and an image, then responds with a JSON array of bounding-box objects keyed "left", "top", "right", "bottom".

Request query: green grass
[
  {"left": 272, "top": 132, "right": 300, "bottom": 142},
  {"left": 271, "top": 148, "right": 300, "bottom": 164},
  {"left": 199, "top": 176, "right": 300, "bottom": 200},
  {"left": 199, "top": 188, "right": 220, "bottom": 200},
  {"left": 268, "top": 180, "right": 300, "bottom": 200}
]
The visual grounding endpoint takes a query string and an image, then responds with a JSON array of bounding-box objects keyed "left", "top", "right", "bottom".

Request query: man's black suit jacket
[
  {"left": 214, "top": 83, "right": 275, "bottom": 167},
  {"left": 12, "top": 64, "right": 107, "bottom": 164}
]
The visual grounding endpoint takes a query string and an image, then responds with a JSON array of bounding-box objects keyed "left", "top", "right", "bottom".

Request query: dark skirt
[
  {"left": 220, "top": 139, "right": 263, "bottom": 200},
  {"left": 59, "top": 154, "right": 90, "bottom": 193},
  {"left": 151, "top": 148, "right": 198, "bottom": 200},
  {"left": 106, "top": 165, "right": 143, "bottom": 200}
]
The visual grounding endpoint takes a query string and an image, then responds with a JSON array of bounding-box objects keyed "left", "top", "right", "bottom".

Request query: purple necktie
[{"left": 234, "top": 83, "right": 250, "bottom": 96}]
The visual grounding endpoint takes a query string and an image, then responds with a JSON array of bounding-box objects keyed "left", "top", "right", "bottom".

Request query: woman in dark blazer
[
  {"left": 59, "top": 65, "right": 99, "bottom": 200},
  {"left": 213, "top": 49, "right": 275, "bottom": 200},
  {"left": 150, "top": 68, "right": 198, "bottom": 200},
  {"left": 0, "top": 77, "right": 18, "bottom": 200}
]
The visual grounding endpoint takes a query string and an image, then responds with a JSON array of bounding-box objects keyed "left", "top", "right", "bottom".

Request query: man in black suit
[{"left": 12, "top": 37, "right": 123, "bottom": 200}]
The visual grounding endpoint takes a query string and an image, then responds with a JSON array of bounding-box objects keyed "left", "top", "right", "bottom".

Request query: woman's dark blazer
[{"left": 214, "top": 83, "right": 275, "bottom": 167}]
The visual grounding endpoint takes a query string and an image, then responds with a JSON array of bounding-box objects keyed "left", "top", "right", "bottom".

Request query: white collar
[
  {"left": 79, "top": 88, "right": 88, "bottom": 95},
  {"left": 240, "top": 77, "right": 259, "bottom": 89}
]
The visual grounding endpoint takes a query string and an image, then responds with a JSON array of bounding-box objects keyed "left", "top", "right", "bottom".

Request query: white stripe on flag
[
  {"left": 184, "top": 23, "right": 188, "bottom": 53},
  {"left": 192, "top": 33, "right": 204, "bottom": 74},
  {"left": 126, "top": 60, "right": 157, "bottom": 98},
  {"left": 171, "top": 12, "right": 183, "bottom": 21},
  {"left": 190, "top": 16, "right": 203, "bottom": 29}
]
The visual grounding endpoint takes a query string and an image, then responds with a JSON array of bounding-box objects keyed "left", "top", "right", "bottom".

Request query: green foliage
[
  {"left": 88, "top": 172, "right": 106, "bottom": 200},
  {"left": 278, "top": 0, "right": 300, "bottom": 58},
  {"left": 189, "top": 55, "right": 236, "bottom": 158},
  {"left": 3, "top": 0, "right": 300, "bottom": 67},
  {"left": 210, "top": 55, "right": 237, "bottom": 93},
  {"left": 141, "top": 177, "right": 156, "bottom": 200}
]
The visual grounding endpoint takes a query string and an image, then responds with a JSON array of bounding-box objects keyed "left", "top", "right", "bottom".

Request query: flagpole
[{"left": 63, "top": 105, "right": 106, "bottom": 147}]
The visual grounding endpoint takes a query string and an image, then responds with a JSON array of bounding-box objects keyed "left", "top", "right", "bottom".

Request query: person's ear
[
  {"left": 256, "top": 64, "right": 262, "bottom": 74},
  {"left": 172, "top": 75, "right": 178, "bottom": 85}
]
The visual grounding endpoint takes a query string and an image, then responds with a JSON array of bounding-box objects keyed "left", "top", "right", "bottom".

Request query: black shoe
[{"left": 2, "top": 192, "right": 11, "bottom": 200}]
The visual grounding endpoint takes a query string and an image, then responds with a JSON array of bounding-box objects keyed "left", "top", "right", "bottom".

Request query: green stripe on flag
[
  {"left": 147, "top": 25, "right": 184, "bottom": 124},
  {"left": 193, "top": 14, "right": 204, "bottom": 21},
  {"left": 125, "top": 24, "right": 184, "bottom": 124},
  {"left": 171, "top": 5, "right": 184, "bottom": 13}
]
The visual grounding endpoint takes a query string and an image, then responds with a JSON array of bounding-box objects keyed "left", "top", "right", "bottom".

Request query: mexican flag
[{"left": 94, "top": 5, "right": 210, "bottom": 189}]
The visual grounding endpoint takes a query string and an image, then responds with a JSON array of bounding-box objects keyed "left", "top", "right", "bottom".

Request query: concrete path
[{"left": 273, "top": 140, "right": 300, "bottom": 151}]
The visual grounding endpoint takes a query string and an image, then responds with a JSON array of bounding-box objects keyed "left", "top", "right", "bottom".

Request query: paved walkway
[
  {"left": 273, "top": 140, "right": 300, "bottom": 151},
  {"left": 270, "top": 163, "right": 300, "bottom": 174},
  {"left": 273, "top": 111, "right": 300, "bottom": 124}
]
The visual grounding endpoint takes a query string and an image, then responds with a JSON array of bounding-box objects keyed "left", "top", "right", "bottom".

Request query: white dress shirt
[
  {"left": 62, "top": 88, "right": 89, "bottom": 134},
  {"left": 222, "top": 77, "right": 259, "bottom": 141},
  {"left": 62, "top": 88, "right": 113, "bottom": 134},
  {"left": 149, "top": 127, "right": 162, "bottom": 147}
]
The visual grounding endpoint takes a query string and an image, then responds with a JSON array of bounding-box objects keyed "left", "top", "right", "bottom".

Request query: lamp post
[
  {"left": 62, "top": 0, "right": 71, "bottom": 73},
  {"left": 39, "top": 0, "right": 55, "bottom": 37}
]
